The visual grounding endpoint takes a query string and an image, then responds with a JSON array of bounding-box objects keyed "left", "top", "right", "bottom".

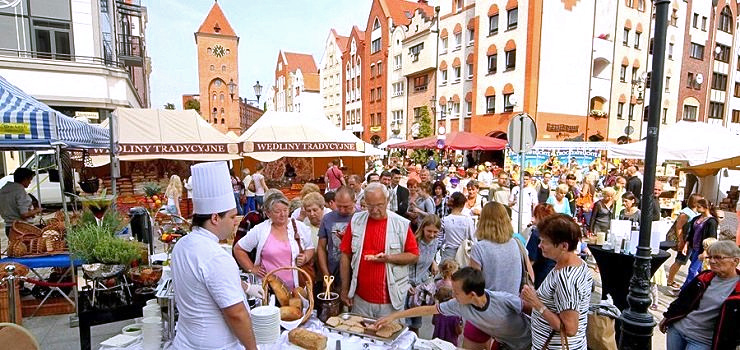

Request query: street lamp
[
  {"left": 227, "top": 78, "right": 237, "bottom": 100},
  {"left": 253, "top": 80, "right": 262, "bottom": 104},
  {"left": 626, "top": 72, "right": 646, "bottom": 140}
]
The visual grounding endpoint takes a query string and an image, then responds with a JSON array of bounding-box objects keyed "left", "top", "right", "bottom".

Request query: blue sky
[{"left": 145, "top": 0, "right": 374, "bottom": 109}]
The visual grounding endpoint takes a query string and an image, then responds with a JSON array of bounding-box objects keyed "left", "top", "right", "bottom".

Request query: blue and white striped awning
[{"left": 0, "top": 75, "right": 110, "bottom": 149}]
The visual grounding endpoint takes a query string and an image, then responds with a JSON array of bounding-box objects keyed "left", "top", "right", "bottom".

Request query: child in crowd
[
  {"left": 436, "top": 259, "right": 459, "bottom": 290},
  {"left": 431, "top": 286, "right": 462, "bottom": 346},
  {"left": 699, "top": 237, "right": 718, "bottom": 271}
]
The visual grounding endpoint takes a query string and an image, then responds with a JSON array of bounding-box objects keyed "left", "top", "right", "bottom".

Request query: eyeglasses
[
  {"left": 366, "top": 203, "right": 386, "bottom": 210},
  {"left": 708, "top": 256, "right": 734, "bottom": 261}
]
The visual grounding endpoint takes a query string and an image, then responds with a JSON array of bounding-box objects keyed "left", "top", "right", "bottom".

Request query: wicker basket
[
  {"left": 261, "top": 266, "right": 314, "bottom": 326},
  {"left": 0, "top": 263, "right": 29, "bottom": 325},
  {"left": 8, "top": 222, "right": 42, "bottom": 258}
]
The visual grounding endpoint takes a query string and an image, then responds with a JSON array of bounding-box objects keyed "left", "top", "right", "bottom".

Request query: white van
[{"left": 0, "top": 151, "right": 79, "bottom": 206}]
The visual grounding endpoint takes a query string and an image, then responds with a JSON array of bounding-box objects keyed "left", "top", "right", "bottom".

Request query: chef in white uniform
[{"left": 171, "top": 161, "right": 262, "bottom": 350}]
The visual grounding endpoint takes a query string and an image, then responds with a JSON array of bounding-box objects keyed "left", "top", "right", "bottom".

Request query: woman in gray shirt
[{"left": 405, "top": 215, "right": 441, "bottom": 333}]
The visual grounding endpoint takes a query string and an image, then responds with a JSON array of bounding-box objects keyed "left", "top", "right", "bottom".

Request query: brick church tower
[{"left": 195, "top": 1, "right": 239, "bottom": 133}]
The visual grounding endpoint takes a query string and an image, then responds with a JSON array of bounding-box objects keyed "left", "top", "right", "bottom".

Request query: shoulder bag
[
  {"left": 292, "top": 219, "right": 316, "bottom": 288},
  {"left": 541, "top": 325, "right": 570, "bottom": 350}
]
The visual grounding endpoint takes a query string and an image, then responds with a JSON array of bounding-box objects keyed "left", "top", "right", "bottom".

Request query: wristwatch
[{"left": 537, "top": 305, "right": 547, "bottom": 314}]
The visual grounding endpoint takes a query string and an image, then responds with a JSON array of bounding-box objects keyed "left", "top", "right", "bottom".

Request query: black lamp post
[
  {"left": 626, "top": 74, "right": 646, "bottom": 141},
  {"left": 618, "top": 1, "right": 670, "bottom": 348},
  {"left": 253, "top": 80, "right": 262, "bottom": 104}
]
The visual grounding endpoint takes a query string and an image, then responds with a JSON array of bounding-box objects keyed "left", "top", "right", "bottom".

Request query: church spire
[{"left": 196, "top": 1, "right": 237, "bottom": 37}]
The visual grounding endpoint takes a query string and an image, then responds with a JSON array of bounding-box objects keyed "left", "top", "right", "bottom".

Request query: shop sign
[
  {"left": 91, "top": 143, "right": 239, "bottom": 155},
  {"left": 369, "top": 126, "right": 382, "bottom": 133},
  {"left": 245, "top": 142, "right": 358, "bottom": 153},
  {"left": 0, "top": 122, "right": 30, "bottom": 135},
  {"left": 545, "top": 123, "right": 579, "bottom": 133},
  {"left": 74, "top": 111, "right": 100, "bottom": 120},
  {"left": 508, "top": 148, "right": 600, "bottom": 170}
]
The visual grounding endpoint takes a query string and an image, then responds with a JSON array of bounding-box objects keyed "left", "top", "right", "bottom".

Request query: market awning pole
[
  {"left": 55, "top": 145, "right": 79, "bottom": 326},
  {"left": 109, "top": 111, "right": 117, "bottom": 198},
  {"left": 34, "top": 151, "right": 41, "bottom": 208},
  {"left": 618, "top": 0, "right": 669, "bottom": 348}
]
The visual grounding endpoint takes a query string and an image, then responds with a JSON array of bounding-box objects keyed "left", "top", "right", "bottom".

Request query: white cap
[{"left": 190, "top": 161, "right": 236, "bottom": 215}]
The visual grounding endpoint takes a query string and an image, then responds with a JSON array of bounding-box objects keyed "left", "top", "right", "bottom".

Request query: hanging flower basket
[{"left": 590, "top": 110, "right": 607, "bottom": 118}]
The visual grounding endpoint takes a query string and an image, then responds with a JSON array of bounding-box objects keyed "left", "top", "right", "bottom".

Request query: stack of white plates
[
  {"left": 249, "top": 306, "right": 280, "bottom": 344},
  {"left": 143, "top": 303, "right": 161, "bottom": 318},
  {"left": 141, "top": 316, "right": 162, "bottom": 350}
]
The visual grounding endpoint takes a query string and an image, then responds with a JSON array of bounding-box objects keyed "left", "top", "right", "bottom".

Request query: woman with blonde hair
[
  {"left": 164, "top": 174, "right": 182, "bottom": 219},
  {"left": 546, "top": 184, "right": 572, "bottom": 216},
  {"left": 405, "top": 214, "right": 441, "bottom": 333}
]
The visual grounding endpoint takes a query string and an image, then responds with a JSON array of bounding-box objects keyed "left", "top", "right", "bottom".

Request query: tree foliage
[
  {"left": 184, "top": 99, "right": 201, "bottom": 114},
  {"left": 163, "top": 103, "right": 175, "bottom": 110},
  {"left": 410, "top": 106, "right": 435, "bottom": 164}
]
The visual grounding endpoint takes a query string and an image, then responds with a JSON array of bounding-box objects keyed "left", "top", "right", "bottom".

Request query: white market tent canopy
[
  {"left": 91, "top": 108, "right": 241, "bottom": 165},
  {"left": 608, "top": 121, "right": 740, "bottom": 165},
  {"left": 238, "top": 111, "right": 385, "bottom": 162},
  {"left": 530, "top": 141, "right": 613, "bottom": 151},
  {"left": 0, "top": 75, "right": 109, "bottom": 150}
]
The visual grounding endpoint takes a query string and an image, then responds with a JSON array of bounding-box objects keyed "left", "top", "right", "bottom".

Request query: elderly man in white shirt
[{"left": 171, "top": 162, "right": 262, "bottom": 350}]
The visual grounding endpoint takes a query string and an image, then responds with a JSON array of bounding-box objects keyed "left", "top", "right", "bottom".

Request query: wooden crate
[{"left": 21, "top": 296, "right": 74, "bottom": 317}]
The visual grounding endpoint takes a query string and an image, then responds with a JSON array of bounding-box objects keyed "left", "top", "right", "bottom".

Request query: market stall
[
  {"left": 88, "top": 108, "right": 242, "bottom": 213},
  {"left": 0, "top": 74, "right": 112, "bottom": 323},
  {"left": 389, "top": 131, "right": 508, "bottom": 151},
  {"left": 238, "top": 111, "right": 383, "bottom": 193}
]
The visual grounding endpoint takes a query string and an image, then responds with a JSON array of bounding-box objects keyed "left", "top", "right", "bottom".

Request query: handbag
[
  {"left": 541, "top": 325, "right": 570, "bottom": 350},
  {"left": 291, "top": 219, "right": 316, "bottom": 288},
  {"left": 247, "top": 179, "right": 256, "bottom": 193},
  {"left": 587, "top": 312, "right": 617, "bottom": 350},
  {"left": 515, "top": 239, "right": 535, "bottom": 291},
  {"left": 407, "top": 265, "right": 436, "bottom": 308}
]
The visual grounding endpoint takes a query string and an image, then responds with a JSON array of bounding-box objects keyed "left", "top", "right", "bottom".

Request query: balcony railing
[
  {"left": 117, "top": 34, "right": 144, "bottom": 66},
  {"left": 0, "top": 48, "right": 124, "bottom": 68}
]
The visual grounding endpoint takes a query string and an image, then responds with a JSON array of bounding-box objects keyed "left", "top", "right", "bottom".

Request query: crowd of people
[{"left": 219, "top": 156, "right": 740, "bottom": 350}]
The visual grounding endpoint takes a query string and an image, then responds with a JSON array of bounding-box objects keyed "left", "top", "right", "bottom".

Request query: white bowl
[
  {"left": 141, "top": 317, "right": 162, "bottom": 324},
  {"left": 121, "top": 324, "right": 142, "bottom": 336},
  {"left": 146, "top": 299, "right": 159, "bottom": 306}
]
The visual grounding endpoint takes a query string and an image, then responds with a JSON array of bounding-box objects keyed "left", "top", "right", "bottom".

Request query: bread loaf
[
  {"left": 288, "top": 297, "right": 303, "bottom": 309},
  {"left": 280, "top": 306, "right": 302, "bottom": 321},
  {"left": 267, "top": 275, "right": 291, "bottom": 306},
  {"left": 288, "top": 328, "right": 327, "bottom": 350}
]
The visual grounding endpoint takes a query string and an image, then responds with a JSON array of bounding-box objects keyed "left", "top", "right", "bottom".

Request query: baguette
[
  {"left": 288, "top": 328, "right": 327, "bottom": 350},
  {"left": 280, "top": 306, "right": 302, "bottom": 321}
]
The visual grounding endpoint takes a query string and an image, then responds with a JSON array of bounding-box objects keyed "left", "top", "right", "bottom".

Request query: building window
[
  {"left": 377, "top": 112, "right": 382, "bottom": 126},
  {"left": 692, "top": 13, "right": 698, "bottom": 28},
  {"left": 733, "top": 110, "right": 740, "bottom": 123},
  {"left": 505, "top": 50, "right": 515, "bottom": 70},
  {"left": 394, "top": 54, "right": 402, "bottom": 70},
  {"left": 486, "top": 96, "right": 495, "bottom": 114},
  {"left": 645, "top": 72, "right": 652, "bottom": 88},
  {"left": 454, "top": 33, "right": 462, "bottom": 49},
  {"left": 373, "top": 18, "right": 381, "bottom": 30},
  {"left": 376, "top": 87, "right": 382, "bottom": 101},
  {"left": 222, "top": 65, "right": 227, "bottom": 72},
  {"left": 32, "top": 20, "right": 73, "bottom": 60},
  {"left": 620, "top": 65, "right": 627, "bottom": 82},
  {"left": 220, "top": 93, "right": 224, "bottom": 102},
  {"left": 709, "top": 102, "right": 724, "bottom": 119},
  {"left": 409, "top": 43, "right": 424, "bottom": 61},
  {"left": 662, "top": 107, "right": 667, "bottom": 124},
  {"left": 414, "top": 107, "right": 423, "bottom": 121},
  {"left": 371, "top": 38, "right": 381, "bottom": 53},
  {"left": 441, "top": 37, "right": 448, "bottom": 53},
  {"left": 627, "top": 0, "right": 633, "bottom": 7},
  {"left": 687, "top": 72, "right": 694, "bottom": 88},
  {"left": 689, "top": 43, "right": 704, "bottom": 60},
  {"left": 715, "top": 43, "right": 730, "bottom": 63},
  {"left": 628, "top": 103, "right": 635, "bottom": 120},
  {"left": 377, "top": 62, "right": 383, "bottom": 75},
  {"left": 665, "top": 76, "right": 670, "bottom": 92},
  {"left": 711, "top": 72, "right": 728, "bottom": 91},
  {"left": 210, "top": 65, "right": 215, "bottom": 71},
  {"left": 503, "top": 93, "right": 514, "bottom": 112},
  {"left": 467, "top": 29, "right": 475, "bottom": 46},
  {"left": 453, "top": 66, "right": 461, "bottom": 82},
  {"left": 370, "top": 64, "right": 375, "bottom": 77},
  {"left": 370, "top": 113, "right": 375, "bottom": 126},
  {"left": 668, "top": 43, "right": 674, "bottom": 59},
  {"left": 719, "top": 7, "right": 732, "bottom": 33},
  {"left": 489, "top": 15, "right": 499, "bottom": 35},
  {"left": 456, "top": 0, "right": 463, "bottom": 11},
  {"left": 414, "top": 75, "right": 428, "bottom": 92},
  {"left": 631, "top": 67, "right": 638, "bottom": 82},
  {"left": 507, "top": 8, "right": 518, "bottom": 30},
  {"left": 452, "top": 103, "right": 460, "bottom": 118},
  {"left": 638, "top": 0, "right": 645, "bottom": 11},
  {"left": 488, "top": 54, "right": 497, "bottom": 74},
  {"left": 392, "top": 110, "right": 403, "bottom": 126},
  {"left": 370, "top": 88, "right": 375, "bottom": 101},
  {"left": 701, "top": 16, "right": 707, "bottom": 31},
  {"left": 617, "top": 102, "right": 624, "bottom": 120},
  {"left": 392, "top": 82, "right": 404, "bottom": 97},
  {"left": 623, "top": 28, "right": 629, "bottom": 46},
  {"left": 683, "top": 105, "right": 697, "bottom": 121},
  {"left": 634, "top": 32, "right": 640, "bottom": 49},
  {"left": 735, "top": 82, "right": 740, "bottom": 98},
  {"left": 670, "top": 10, "right": 678, "bottom": 27},
  {"left": 441, "top": 69, "right": 448, "bottom": 85},
  {"left": 466, "top": 101, "right": 472, "bottom": 116},
  {"left": 467, "top": 63, "right": 474, "bottom": 79}
]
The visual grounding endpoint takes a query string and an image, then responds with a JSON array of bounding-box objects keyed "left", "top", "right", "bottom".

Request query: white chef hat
[{"left": 190, "top": 161, "right": 236, "bottom": 214}]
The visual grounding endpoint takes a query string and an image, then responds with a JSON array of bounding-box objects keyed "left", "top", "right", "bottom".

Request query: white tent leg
[{"left": 55, "top": 145, "right": 79, "bottom": 324}]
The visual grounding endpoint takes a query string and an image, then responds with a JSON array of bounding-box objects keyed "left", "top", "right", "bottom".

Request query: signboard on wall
[
  {"left": 243, "top": 142, "right": 359, "bottom": 153},
  {"left": 507, "top": 148, "right": 600, "bottom": 171}
]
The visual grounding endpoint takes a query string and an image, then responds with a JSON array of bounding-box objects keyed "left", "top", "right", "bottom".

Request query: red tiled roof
[
  {"left": 381, "top": 0, "right": 434, "bottom": 27},
  {"left": 331, "top": 29, "right": 350, "bottom": 50},
  {"left": 197, "top": 2, "right": 236, "bottom": 36},
  {"left": 303, "top": 73, "right": 320, "bottom": 92},
  {"left": 283, "top": 52, "right": 318, "bottom": 74}
]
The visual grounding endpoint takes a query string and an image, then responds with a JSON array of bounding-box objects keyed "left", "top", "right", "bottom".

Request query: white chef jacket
[{"left": 171, "top": 226, "right": 247, "bottom": 350}]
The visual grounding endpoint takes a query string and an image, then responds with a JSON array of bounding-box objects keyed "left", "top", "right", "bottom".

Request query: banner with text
[
  {"left": 507, "top": 148, "right": 600, "bottom": 170},
  {"left": 243, "top": 142, "right": 360, "bottom": 153},
  {"left": 90, "top": 143, "right": 240, "bottom": 155}
]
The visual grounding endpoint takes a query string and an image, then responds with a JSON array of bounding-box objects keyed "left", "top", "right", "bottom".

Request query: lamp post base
[{"left": 619, "top": 248, "right": 656, "bottom": 349}]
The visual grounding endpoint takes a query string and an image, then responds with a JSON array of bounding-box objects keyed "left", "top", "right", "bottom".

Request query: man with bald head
[
  {"left": 340, "top": 183, "right": 419, "bottom": 318},
  {"left": 625, "top": 165, "right": 643, "bottom": 207}
]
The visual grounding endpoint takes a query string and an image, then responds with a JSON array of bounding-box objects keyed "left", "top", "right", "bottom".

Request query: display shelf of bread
[
  {"left": 261, "top": 267, "right": 313, "bottom": 327},
  {"left": 324, "top": 313, "right": 406, "bottom": 343}
]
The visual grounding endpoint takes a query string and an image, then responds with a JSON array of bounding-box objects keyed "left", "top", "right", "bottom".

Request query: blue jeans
[
  {"left": 682, "top": 248, "right": 702, "bottom": 290},
  {"left": 667, "top": 326, "right": 711, "bottom": 350},
  {"left": 234, "top": 193, "right": 244, "bottom": 215},
  {"left": 242, "top": 196, "right": 255, "bottom": 214},
  {"left": 255, "top": 195, "right": 264, "bottom": 212}
]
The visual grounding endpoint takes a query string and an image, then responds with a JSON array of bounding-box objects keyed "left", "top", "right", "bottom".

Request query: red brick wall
[{"left": 364, "top": 0, "right": 389, "bottom": 144}]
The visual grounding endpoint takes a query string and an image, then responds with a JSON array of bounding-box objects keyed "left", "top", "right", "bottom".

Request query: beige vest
[{"left": 348, "top": 210, "right": 411, "bottom": 310}]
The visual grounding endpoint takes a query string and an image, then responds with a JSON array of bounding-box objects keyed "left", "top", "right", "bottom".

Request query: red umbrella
[{"left": 389, "top": 131, "right": 507, "bottom": 151}]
